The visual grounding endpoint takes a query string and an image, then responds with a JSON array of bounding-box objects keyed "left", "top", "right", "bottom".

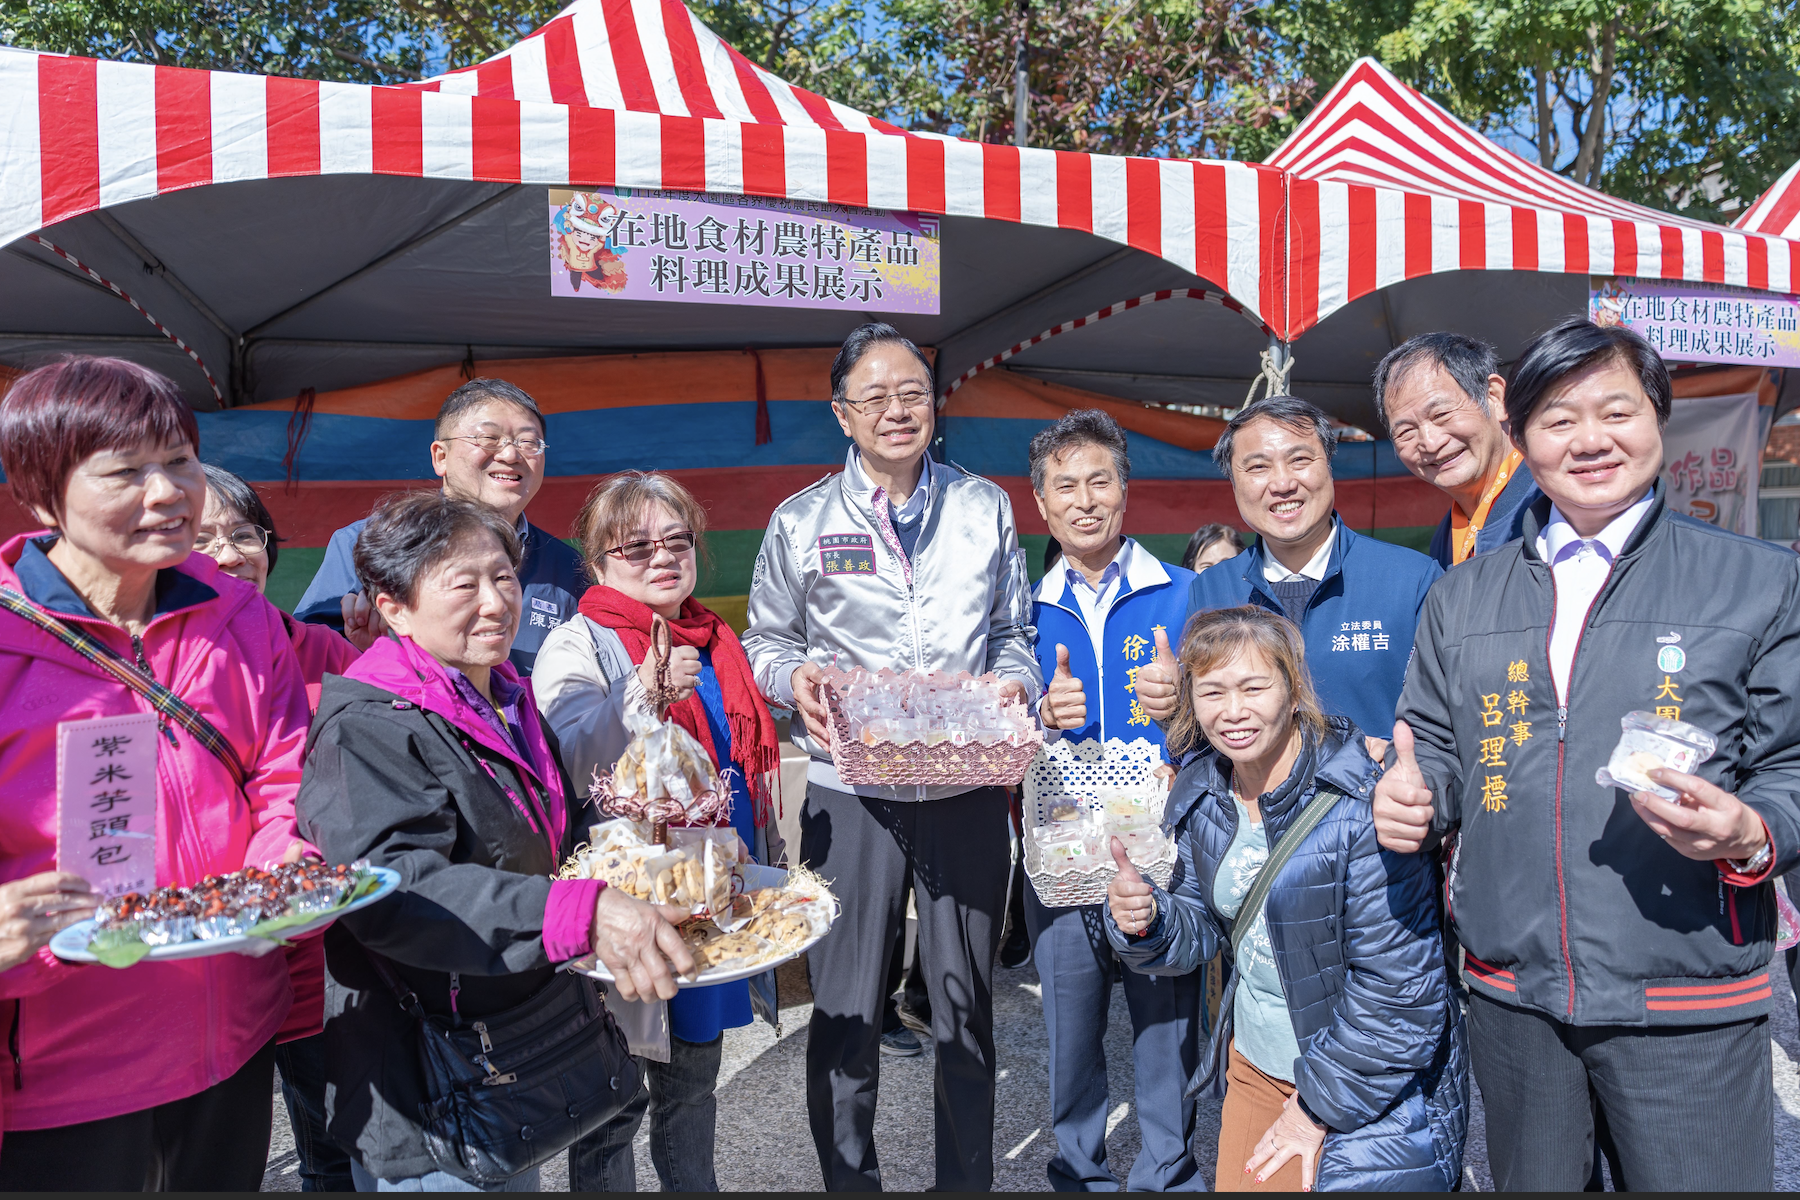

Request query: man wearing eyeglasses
[
  {"left": 293, "top": 378, "right": 586, "bottom": 674},
  {"left": 744, "top": 322, "right": 1041, "bottom": 1192}
]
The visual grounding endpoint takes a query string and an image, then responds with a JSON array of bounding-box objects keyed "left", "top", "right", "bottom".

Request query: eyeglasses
[
  {"left": 195, "top": 525, "right": 270, "bottom": 557},
  {"left": 606, "top": 531, "right": 697, "bottom": 563},
  {"left": 839, "top": 389, "right": 935, "bottom": 416},
  {"left": 444, "top": 434, "right": 549, "bottom": 459}
]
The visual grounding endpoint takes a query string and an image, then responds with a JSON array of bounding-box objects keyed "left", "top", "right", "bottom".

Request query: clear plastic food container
[{"left": 1595, "top": 711, "right": 1717, "bottom": 801}]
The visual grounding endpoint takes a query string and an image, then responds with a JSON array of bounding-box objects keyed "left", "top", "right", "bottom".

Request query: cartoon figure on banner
[{"left": 553, "top": 192, "right": 628, "bottom": 293}]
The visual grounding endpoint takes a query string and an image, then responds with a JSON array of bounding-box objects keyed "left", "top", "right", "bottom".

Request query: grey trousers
[
  {"left": 801, "top": 782, "right": 1012, "bottom": 1191},
  {"left": 1468, "top": 991, "right": 1773, "bottom": 1190}
]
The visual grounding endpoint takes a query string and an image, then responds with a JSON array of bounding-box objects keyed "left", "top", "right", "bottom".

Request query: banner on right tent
[
  {"left": 1660, "top": 392, "right": 1762, "bottom": 536},
  {"left": 1591, "top": 276, "right": 1800, "bottom": 368}
]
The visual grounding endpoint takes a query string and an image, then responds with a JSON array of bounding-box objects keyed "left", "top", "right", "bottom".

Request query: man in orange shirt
[{"left": 1373, "top": 332, "right": 1541, "bottom": 567}]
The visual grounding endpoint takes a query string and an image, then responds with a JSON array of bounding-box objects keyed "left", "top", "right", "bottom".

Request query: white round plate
[
  {"left": 50, "top": 866, "right": 402, "bottom": 964},
  {"left": 566, "top": 864, "right": 833, "bottom": 988}
]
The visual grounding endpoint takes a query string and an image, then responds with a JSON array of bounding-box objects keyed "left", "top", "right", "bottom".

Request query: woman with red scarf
[{"left": 533, "top": 471, "right": 781, "bottom": 1192}]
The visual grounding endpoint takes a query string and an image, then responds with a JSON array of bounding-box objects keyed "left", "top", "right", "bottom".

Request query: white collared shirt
[
  {"left": 1062, "top": 541, "right": 1132, "bottom": 666},
  {"left": 849, "top": 451, "right": 931, "bottom": 522},
  {"left": 1536, "top": 491, "right": 1655, "bottom": 704},
  {"left": 1262, "top": 523, "right": 1337, "bottom": 583}
]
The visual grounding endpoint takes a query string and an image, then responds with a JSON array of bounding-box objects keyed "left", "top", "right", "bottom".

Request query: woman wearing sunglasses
[{"left": 533, "top": 471, "right": 782, "bottom": 1192}]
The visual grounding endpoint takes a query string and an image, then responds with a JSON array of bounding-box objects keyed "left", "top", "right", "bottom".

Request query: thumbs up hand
[
  {"left": 1136, "top": 626, "right": 1181, "bottom": 723},
  {"left": 1107, "top": 836, "right": 1158, "bottom": 935},
  {"left": 1372, "top": 720, "right": 1437, "bottom": 853},
  {"left": 1039, "top": 643, "right": 1089, "bottom": 731}
]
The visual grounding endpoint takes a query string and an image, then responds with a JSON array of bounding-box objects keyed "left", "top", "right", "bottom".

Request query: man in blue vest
[
  {"left": 1373, "top": 332, "right": 1542, "bottom": 568},
  {"left": 1138, "top": 395, "right": 1442, "bottom": 736},
  {"left": 293, "top": 377, "right": 586, "bottom": 675},
  {"left": 1027, "top": 409, "right": 1203, "bottom": 1192}
]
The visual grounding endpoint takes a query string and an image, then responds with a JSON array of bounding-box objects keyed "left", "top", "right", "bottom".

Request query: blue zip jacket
[
  {"left": 294, "top": 514, "right": 587, "bottom": 676},
  {"left": 1425, "top": 460, "right": 1542, "bottom": 568},
  {"left": 1032, "top": 539, "right": 1194, "bottom": 754},
  {"left": 1109, "top": 721, "right": 1468, "bottom": 1190},
  {"left": 1189, "top": 517, "right": 1442, "bottom": 737}
]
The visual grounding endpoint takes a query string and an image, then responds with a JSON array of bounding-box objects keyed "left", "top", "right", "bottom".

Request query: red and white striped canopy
[
  {"left": 3, "top": 10, "right": 1795, "bottom": 364},
  {"left": 0, "top": 0, "right": 1284, "bottom": 330},
  {"left": 1736, "top": 158, "right": 1800, "bottom": 243},
  {"left": 1265, "top": 57, "right": 1800, "bottom": 336},
  {"left": 412, "top": 0, "right": 901, "bottom": 135}
]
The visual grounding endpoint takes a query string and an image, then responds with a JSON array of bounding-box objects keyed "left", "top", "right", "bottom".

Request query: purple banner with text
[
  {"left": 549, "top": 187, "right": 940, "bottom": 314},
  {"left": 1591, "top": 275, "right": 1800, "bottom": 367}
]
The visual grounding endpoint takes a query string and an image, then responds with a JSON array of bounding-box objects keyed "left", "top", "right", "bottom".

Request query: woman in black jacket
[
  {"left": 297, "top": 492, "right": 694, "bottom": 1190},
  {"left": 1107, "top": 605, "right": 1465, "bottom": 1192}
]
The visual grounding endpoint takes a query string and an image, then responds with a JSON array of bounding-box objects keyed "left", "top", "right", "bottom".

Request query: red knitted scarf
[{"left": 577, "top": 585, "right": 779, "bottom": 825}]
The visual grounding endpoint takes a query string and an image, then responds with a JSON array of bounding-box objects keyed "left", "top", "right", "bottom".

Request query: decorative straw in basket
[
  {"left": 1023, "top": 736, "right": 1175, "bottom": 908},
  {"left": 823, "top": 685, "right": 1043, "bottom": 788}
]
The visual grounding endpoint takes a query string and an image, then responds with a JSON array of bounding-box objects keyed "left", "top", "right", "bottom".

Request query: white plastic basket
[{"left": 1023, "top": 736, "right": 1176, "bottom": 908}]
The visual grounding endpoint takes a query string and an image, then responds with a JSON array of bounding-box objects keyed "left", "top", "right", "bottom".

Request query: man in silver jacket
[{"left": 744, "top": 322, "right": 1041, "bottom": 1191}]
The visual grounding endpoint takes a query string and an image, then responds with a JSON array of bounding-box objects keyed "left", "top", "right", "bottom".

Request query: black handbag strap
[
  {"left": 1228, "top": 786, "right": 1344, "bottom": 962},
  {"left": 366, "top": 950, "right": 429, "bottom": 1021},
  {"left": 0, "top": 586, "right": 250, "bottom": 788}
]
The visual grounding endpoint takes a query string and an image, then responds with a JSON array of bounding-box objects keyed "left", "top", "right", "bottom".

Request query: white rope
[{"left": 1243, "top": 346, "right": 1293, "bottom": 407}]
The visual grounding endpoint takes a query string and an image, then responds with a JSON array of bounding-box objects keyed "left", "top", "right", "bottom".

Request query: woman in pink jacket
[{"left": 0, "top": 358, "right": 311, "bottom": 1190}]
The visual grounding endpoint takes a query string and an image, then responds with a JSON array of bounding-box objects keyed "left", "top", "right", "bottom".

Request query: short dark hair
[
  {"left": 0, "top": 357, "right": 198, "bottom": 523},
  {"left": 1370, "top": 332, "right": 1500, "bottom": 431},
  {"left": 1028, "top": 409, "right": 1131, "bottom": 493},
  {"left": 1505, "top": 317, "right": 1672, "bottom": 437},
  {"left": 434, "top": 378, "right": 545, "bottom": 440},
  {"left": 1213, "top": 395, "right": 1338, "bottom": 479},
  {"left": 354, "top": 490, "right": 522, "bottom": 607},
  {"left": 201, "top": 463, "right": 282, "bottom": 572},
  {"left": 1181, "top": 523, "right": 1244, "bottom": 570},
  {"left": 830, "top": 323, "right": 935, "bottom": 405}
]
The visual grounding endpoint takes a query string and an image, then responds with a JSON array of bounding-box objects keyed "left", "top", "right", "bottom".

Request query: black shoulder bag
[{"left": 368, "top": 953, "right": 640, "bottom": 1185}]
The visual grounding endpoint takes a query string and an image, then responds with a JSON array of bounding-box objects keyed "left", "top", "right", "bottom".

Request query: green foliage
[
  {"left": 0, "top": 0, "right": 430, "bottom": 81},
  {"left": 868, "top": 0, "right": 1310, "bottom": 158}
]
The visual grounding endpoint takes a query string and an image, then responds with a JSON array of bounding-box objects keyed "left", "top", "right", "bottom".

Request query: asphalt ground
[{"left": 264, "top": 949, "right": 1800, "bottom": 1191}]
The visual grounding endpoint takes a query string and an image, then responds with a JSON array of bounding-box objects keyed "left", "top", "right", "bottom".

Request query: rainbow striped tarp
[{"left": 0, "top": 349, "right": 1446, "bottom": 628}]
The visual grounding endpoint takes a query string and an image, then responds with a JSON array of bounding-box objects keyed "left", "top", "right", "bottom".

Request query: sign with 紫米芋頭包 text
[
  {"left": 1591, "top": 276, "right": 1800, "bottom": 367},
  {"left": 56, "top": 713, "right": 157, "bottom": 898},
  {"left": 548, "top": 188, "right": 939, "bottom": 314}
]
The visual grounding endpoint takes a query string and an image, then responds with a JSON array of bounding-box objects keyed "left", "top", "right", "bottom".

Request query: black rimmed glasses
[
  {"left": 606, "top": 531, "right": 697, "bottom": 563},
  {"left": 839, "top": 389, "right": 934, "bottom": 416}
]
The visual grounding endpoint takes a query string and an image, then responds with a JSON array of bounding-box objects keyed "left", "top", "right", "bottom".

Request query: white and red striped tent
[
  {"left": 1736, "top": 159, "right": 1800, "bottom": 242},
  {"left": 932, "top": 56, "right": 1800, "bottom": 424},
  {"left": 0, "top": 9, "right": 1793, "bottom": 425},
  {"left": 0, "top": 0, "right": 1289, "bottom": 411}
]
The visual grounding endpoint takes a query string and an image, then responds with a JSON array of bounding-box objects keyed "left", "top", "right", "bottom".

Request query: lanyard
[{"left": 1450, "top": 448, "right": 1524, "bottom": 564}]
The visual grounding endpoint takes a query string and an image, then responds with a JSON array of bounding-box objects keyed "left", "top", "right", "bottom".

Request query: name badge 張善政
[{"left": 819, "top": 534, "right": 878, "bottom": 577}]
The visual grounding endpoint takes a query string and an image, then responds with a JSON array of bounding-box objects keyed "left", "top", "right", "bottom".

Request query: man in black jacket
[{"left": 1373, "top": 317, "right": 1799, "bottom": 1191}]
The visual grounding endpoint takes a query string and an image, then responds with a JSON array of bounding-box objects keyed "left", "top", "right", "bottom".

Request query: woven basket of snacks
[
  {"left": 559, "top": 819, "right": 839, "bottom": 985},
  {"left": 1023, "top": 736, "right": 1177, "bottom": 908},
  {"left": 822, "top": 666, "right": 1042, "bottom": 788}
]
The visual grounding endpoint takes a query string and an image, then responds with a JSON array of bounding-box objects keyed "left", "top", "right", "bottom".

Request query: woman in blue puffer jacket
[{"left": 1106, "top": 605, "right": 1466, "bottom": 1191}]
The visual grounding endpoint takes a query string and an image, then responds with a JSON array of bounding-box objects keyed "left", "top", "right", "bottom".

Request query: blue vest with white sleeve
[{"left": 1032, "top": 539, "right": 1196, "bottom": 761}]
